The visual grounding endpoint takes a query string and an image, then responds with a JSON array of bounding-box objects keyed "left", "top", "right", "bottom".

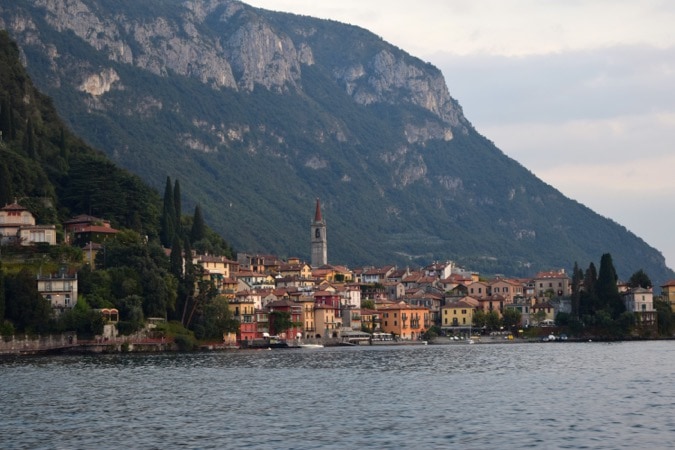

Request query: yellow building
[
  {"left": 661, "top": 280, "right": 675, "bottom": 312},
  {"left": 378, "top": 301, "right": 429, "bottom": 340},
  {"left": 314, "top": 303, "right": 341, "bottom": 339},
  {"left": 441, "top": 296, "right": 479, "bottom": 330},
  {"left": 296, "top": 295, "right": 316, "bottom": 339}
]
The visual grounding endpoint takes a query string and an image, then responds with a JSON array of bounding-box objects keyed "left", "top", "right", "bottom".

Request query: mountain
[{"left": 1, "top": 0, "right": 672, "bottom": 285}]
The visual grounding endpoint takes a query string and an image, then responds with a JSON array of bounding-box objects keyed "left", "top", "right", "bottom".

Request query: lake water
[{"left": 2, "top": 341, "right": 674, "bottom": 449}]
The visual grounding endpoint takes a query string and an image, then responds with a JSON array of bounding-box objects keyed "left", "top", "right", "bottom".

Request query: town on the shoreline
[{"left": 1, "top": 196, "right": 674, "bottom": 354}]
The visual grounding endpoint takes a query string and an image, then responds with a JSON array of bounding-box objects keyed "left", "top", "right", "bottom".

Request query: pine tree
[
  {"left": 159, "top": 176, "right": 175, "bottom": 247},
  {"left": 190, "top": 204, "right": 205, "bottom": 244},
  {"left": 628, "top": 269, "right": 652, "bottom": 289}
]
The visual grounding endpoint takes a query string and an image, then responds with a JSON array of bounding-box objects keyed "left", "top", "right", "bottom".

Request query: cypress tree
[
  {"left": 579, "top": 262, "right": 598, "bottom": 317},
  {"left": 160, "top": 176, "right": 175, "bottom": 247},
  {"left": 173, "top": 179, "right": 182, "bottom": 235},
  {"left": 190, "top": 204, "right": 205, "bottom": 244},
  {"left": 571, "top": 262, "right": 583, "bottom": 318},
  {"left": 596, "top": 253, "right": 624, "bottom": 318},
  {"left": 170, "top": 235, "right": 183, "bottom": 279},
  {"left": 180, "top": 237, "right": 195, "bottom": 326}
]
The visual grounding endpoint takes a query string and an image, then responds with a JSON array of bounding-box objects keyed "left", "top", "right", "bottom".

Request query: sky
[{"left": 245, "top": 0, "right": 675, "bottom": 271}]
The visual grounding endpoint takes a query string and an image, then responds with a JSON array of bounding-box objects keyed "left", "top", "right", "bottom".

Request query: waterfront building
[
  {"left": 622, "top": 287, "right": 657, "bottom": 329},
  {"left": 441, "top": 296, "right": 479, "bottom": 327},
  {"left": 661, "top": 280, "right": 675, "bottom": 312},
  {"left": 37, "top": 268, "right": 78, "bottom": 316},
  {"left": 378, "top": 301, "right": 429, "bottom": 340}
]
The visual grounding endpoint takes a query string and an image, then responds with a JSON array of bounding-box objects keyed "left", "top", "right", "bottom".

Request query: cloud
[{"left": 432, "top": 45, "right": 675, "bottom": 125}]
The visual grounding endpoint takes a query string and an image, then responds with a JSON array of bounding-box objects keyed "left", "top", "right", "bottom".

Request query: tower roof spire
[{"left": 314, "top": 198, "right": 322, "bottom": 222}]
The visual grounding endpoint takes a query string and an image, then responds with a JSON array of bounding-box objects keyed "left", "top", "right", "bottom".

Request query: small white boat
[{"left": 298, "top": 343, "right": 324, "bottom": 349}]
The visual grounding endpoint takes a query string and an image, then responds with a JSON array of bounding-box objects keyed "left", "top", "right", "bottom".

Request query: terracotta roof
[
  {"left": 2, "top": 203, "right": 28, "bottom": 213},
  {"left": 314, "top": 198, "right": 322, "bottom": 222},
  {"left": 74, "top": 225, "right": 118, "bottom": 234},
  {"left": 378, "top": 301, "right": 429, "bottom": 311}
]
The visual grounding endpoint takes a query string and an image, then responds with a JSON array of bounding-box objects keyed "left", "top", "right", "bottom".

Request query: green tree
[
  {"left": 183, "top": 265, "right": 216, "bottom": 329},
  {"left": 472, "top": 309, "right": 486, "bottom": 329},
  {"left": 579, "top": 262, "right": 598, "bottom": 316},
  {"left": 628, "top": 269, "right": 652, "bottom": 289},
  {"left": 269, "top": 310, "right": 294, "bottom": 336},
  {"left": 116, "top": 294, "right": 145, "bottom": 335},
  {"left": 4, "top": 268, "right": 52, "bottom": 333},
  {"left": 361, "top": 299, "right": 375, "bottom": 310},
  {"left": 56, "top": 298, "right": 104, "bottom": 339},
  {"left": 570, "top": 262, "right": 583, "bottom": 318},
  {"left": 190, "top": 203, "right": 205, "bottom": 244},
  {"left": 485, "top": 310, "right": 500, "bottom": 331},
  {"left": 501, "top": 308, "right": 521, "bottom": 331},
  {"left": 596, "top": 253, "right": 624, "bottom": 319},
  {"left": 193, "top": 296, "right": 238, "bottom": 340},
  {"left": 170, "top": 235, "right": 183, "bottom": 279},
  {"left": 654, "top": 298, "right": 673, "bottom": 336},
  {"left": 160, "top": 176, "right": 176, "bottom": 247},
  {"left": 173, "top": 179, "right": 182, "bottom": 235}
]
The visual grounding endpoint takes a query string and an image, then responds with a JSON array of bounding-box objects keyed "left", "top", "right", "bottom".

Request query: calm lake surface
[{"left": 2, "top": 341, "right": 674, "bottom": 449}]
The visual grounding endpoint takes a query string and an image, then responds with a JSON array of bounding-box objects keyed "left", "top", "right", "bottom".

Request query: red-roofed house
[{"left": 0, "top": 201, "right": 56, "bottom": 246}]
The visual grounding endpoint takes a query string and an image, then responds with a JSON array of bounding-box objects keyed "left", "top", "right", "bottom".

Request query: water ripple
[{"left": 2, "top": 341, "right": 675, "bottom": 449}]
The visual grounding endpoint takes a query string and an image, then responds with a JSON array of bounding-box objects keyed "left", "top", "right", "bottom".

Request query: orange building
[{"left": 378, "top": 301, "right": 429, "bottom": 340}]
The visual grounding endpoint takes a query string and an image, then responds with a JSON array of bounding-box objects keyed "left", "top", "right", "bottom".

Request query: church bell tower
[{"left": 311, "top": 198, "right": 327, "bottom": 268}]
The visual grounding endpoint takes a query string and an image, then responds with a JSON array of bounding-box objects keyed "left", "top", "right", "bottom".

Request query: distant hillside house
[
  {"left": 0, "top": 200, "right": 56, "bottom": 246},
  {"left": 37, "top": 268, "right": 78, "bottom": 316},
  {"left": 64, "top": 214, "right": 118, "bottom": 246}
]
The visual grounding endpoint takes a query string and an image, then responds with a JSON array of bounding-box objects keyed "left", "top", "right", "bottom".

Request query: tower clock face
[{"left": 315, "top": 228, "right": 321, "bottom": 238}]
